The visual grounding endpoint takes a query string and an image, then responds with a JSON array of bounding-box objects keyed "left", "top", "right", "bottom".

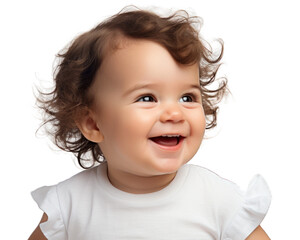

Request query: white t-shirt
[{"left": 32, "top": 163, "right": 271, "bottom": 240}]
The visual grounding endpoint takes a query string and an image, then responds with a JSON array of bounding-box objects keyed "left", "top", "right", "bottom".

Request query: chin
[{"left": 152, "top": 158, "right": 187, "bottom": 175}]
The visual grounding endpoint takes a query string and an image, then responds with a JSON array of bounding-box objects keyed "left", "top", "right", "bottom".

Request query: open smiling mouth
[{"left": 149, "top": 135, "right": 185, "bottom": 147}]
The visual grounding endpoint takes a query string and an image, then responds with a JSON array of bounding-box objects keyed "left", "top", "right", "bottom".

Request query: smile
[{"left": 149, "top": 135, "right": 185, "bottom": 150}]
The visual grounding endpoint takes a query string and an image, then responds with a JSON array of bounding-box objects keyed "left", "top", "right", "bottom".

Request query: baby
[{"left": 29, "top": 6, "right": 271, "bottom": 240}]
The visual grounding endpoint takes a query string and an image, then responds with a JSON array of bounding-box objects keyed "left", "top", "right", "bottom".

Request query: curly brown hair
[{"left": 37, "top": 6, "right": 228, "bottom": 168}]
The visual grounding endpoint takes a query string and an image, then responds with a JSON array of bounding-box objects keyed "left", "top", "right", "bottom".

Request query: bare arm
[
  {"left": 245, "top": 225, "right": 270, "bottom": 240},
  {"left": 28, "top": 213, "right": 48, "bottom": 240}
]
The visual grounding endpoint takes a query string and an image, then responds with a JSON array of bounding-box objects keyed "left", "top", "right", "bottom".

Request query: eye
[
  {"left": 137, "top": 95, "right": 156, "bottom": 102},
  {"left": 180, "top": 95, "right": 194, "bottom": 102}
]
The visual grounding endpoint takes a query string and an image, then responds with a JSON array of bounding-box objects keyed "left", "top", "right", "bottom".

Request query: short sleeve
[
  {"left": 31, "top": 185, "right": 67, "bottom": 240},
  {"left": 223, "top": 175, "right": 271, "bottom": 240}
]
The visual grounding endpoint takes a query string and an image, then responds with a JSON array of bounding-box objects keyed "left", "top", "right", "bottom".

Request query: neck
[{"left": 106, "top": 167, "right": 177, "bottom": 194}]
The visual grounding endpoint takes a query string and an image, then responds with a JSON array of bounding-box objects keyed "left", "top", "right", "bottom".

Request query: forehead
[{"left": 91, "top": 39, "right": 199, "bottom": 95}]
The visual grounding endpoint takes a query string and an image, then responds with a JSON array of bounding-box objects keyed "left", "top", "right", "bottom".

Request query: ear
[{"left": 76, "top": 109, "right": 104, "bottom": 143}]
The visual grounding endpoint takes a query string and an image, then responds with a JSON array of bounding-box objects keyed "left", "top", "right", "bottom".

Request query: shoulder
[
  {"left": 31, "top": 162, "right": 103, "bottom": 206},
  {"left": 184, "top": 164, "right": 243, "bottom": 200},
  {"left": 55, "top": 163, "right": 105, "bottom": 202},
  {"left": 57, "top": 163, "right": 100, "bottom": 189},
  {"left": 185, "top": 164, "right": 244, "bottom": 210},
  {"left": 31, "top": 163, "right": 106, "bottom": 239},
  {"left": 186, "top": 164, "right": 236, "bottom": 183},
  {"left": 184, "top": 164, "right": 271, "bottom": 239}
]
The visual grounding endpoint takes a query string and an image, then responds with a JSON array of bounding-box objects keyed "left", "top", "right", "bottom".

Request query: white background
[{"left": 1, "top": 0, "right": 299, "bottom": 239}]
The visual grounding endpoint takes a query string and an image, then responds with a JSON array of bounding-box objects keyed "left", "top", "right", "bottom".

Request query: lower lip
[{"left": 149, "top": 137, "right": 185, "bottom": 151}]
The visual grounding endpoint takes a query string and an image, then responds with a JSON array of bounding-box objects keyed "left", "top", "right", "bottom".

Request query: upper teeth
[{"left": 161, "top": 135, "right": 180, "bottom": 137}]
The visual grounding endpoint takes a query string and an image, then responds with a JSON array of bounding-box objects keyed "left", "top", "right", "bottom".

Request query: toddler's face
[{"left": 89, "top": 39, "right": 206, "bottom": 181}]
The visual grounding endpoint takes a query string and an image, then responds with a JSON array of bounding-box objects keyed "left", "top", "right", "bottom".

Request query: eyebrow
[
  {"left": 189, "top": 84, "right": 202, "bottom": 93},
  {"left": 122, "top": 83, "right": 156, "bottom": 97},
  {"left": 123, "top": 82, "right": 201, "bottom": 97}
]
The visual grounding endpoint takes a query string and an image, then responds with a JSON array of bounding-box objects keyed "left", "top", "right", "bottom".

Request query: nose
[{"left": 159, "top": 102, "right": 184, "bottom": 123}]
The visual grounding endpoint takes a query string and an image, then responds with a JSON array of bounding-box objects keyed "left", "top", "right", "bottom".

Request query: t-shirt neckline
[{"left": 96, "top": 162, "right": 190, "bottom": 205}]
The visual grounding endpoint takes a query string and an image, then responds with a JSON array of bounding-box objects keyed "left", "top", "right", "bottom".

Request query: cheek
[
  {"left": 104, "top": 108, "right": 155, "bottom": 159},
  {"left": 102, "top": 107, "right": 154, "bottom": 142},
  {"left": 185, "top": 109, "right": 206, "bottom": 159},
  {"left": 96, "top": 105, "right": 120, "bottom": 141},
  {"left": 199, "top": 112, "right": 206, "bottom": 135},
  {"left": 118, "top": 108, "right": 155, "bottom": 138},
  {"left": 190, "top": 108, "right": 206, "bottom": 141}
]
